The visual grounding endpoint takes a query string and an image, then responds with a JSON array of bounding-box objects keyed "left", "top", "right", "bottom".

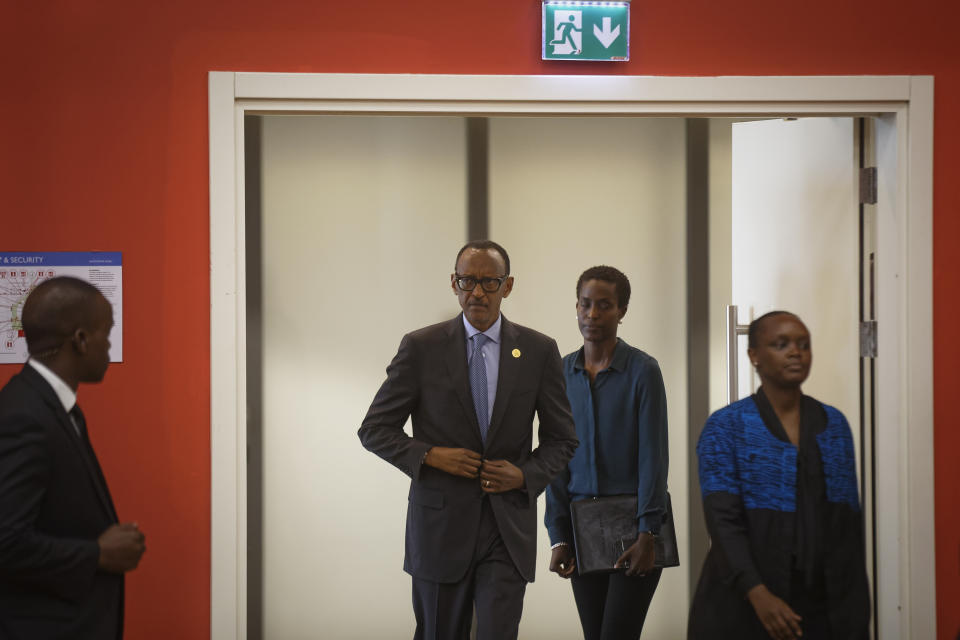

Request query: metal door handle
[{"left": 726, "top": 305, "right": 750, "bottom": 404}]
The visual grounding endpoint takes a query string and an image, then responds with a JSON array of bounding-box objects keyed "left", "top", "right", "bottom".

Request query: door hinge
[
  {"left": 860, "top": 320, "right": 877, "bottom": 358},
  {"left": 860, "top": 167, "right": 878, "bottom": 205}
]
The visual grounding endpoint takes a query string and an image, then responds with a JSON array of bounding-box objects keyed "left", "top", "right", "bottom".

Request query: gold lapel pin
[{"left": 512, "top": 348, "right": 521, "bottom": 358}]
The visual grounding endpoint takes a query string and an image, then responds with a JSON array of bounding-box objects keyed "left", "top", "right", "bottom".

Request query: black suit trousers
[{"left": 411, "top": 498, "right": 526, "bottom": 640}]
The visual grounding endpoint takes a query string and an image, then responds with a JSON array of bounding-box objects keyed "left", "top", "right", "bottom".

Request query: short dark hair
[
  {"left": 22, "top": 276, "right": 105, "bottom": 359},
  {"left": 454, "top": 240, "right": 511, "bottom": 275},
  {"left": 747, "top": 310, "right": 799, "bottom": 348},
  {"left": 576, "top": 266, "right": 631, "bottom": 309}
]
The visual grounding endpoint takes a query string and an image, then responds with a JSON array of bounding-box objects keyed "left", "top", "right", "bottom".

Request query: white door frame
[{"left": 208, "top": 73, "right": 935, "bottom": 639}]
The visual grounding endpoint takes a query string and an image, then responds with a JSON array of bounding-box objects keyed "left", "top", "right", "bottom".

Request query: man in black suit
[
  {"left": 359, "top": 240, "right": 578, "bottom": 640},
  {"left": 0, "top": 276, "right": 145, "bottom": 639}
]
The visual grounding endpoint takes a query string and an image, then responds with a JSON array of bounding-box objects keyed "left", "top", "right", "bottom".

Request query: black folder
[{"left": 569, "top": 492, "right": 680, "bottom": 575}]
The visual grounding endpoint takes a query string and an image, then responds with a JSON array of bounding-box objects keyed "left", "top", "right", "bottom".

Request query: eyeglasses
[{"left": 454, "top": 274, "right": 508, "bottom": 293}]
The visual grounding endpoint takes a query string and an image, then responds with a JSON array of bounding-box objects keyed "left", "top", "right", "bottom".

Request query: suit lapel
[
  {"left": 21, "top": 366, "right": 118, "bottom": 521},
  {"left": 486, "top": 316, "right": 521, "bottom": 445},
  {"left": 444, "top": 317, "right": 483, "bottom": 443}
]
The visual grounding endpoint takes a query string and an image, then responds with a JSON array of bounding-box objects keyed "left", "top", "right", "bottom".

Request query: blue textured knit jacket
[
  {"left": 698, "top": 396, "right": 859, "bottom": 516},
  {"left": 688, "top": 395, "right": 869, "bottom": 640}
]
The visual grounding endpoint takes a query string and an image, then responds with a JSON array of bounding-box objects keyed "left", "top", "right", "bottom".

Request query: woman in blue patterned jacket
[{"left": 688, "top": 311, "right": 869, "bottom": 640}]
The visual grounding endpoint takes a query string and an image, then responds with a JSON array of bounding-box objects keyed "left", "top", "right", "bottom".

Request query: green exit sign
[{"left": 542, "top": 1, "right": 630, "bottom": 62}]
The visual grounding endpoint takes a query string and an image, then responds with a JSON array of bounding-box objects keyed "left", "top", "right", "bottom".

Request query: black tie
[
  {"left": 69, "top": 404, "right": 88, "bottom": 441},
  {"left": 67, "top": 403, "right": 117, "bottom": 521}
]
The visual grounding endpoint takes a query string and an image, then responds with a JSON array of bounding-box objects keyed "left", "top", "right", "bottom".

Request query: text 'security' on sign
[{"left": 542, "top": 1, "right": 630, "bottom": 62}]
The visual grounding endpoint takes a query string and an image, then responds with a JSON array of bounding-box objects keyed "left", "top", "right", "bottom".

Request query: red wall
[{"left": 2, "top": 1, "right": 957, "bottom": 637}]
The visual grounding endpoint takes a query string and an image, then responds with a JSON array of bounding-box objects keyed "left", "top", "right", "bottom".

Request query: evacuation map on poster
[{"left": 0, "top": 252, "right": 123, "bottom": 364}]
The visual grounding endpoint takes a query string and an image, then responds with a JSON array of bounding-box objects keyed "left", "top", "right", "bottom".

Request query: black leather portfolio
[{"left": 569, "top": 492, "right": 680, "bottom": 575}]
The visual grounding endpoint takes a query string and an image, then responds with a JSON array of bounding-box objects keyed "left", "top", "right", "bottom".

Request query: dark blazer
[
  {"left": 0, "top": 365, "right": 122, "bottom": 640},
  {"left": 359, "top": 314, "right": 578, "bottom": 583}
]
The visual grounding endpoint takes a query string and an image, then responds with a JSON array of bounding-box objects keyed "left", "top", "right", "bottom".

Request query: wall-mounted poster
[{"left": 0, "top": 252, "right": 123, "bottom": 364}]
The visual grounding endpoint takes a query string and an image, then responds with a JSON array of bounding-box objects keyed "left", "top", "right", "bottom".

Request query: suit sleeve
[
  {"left": 697, "top": 413, "right": 762, "bottom": 596},
  {"left": 0, "top": 411, "right": 99, "bottom": 602},
  {"left": 358, "top": 334, "right": 433, "bottom": 480},
  {"left": 635, "top": 358, "right": 669, "bottom": 534},
  {"left": 520, "top": 338, "right": 578, "bottom": 506}
]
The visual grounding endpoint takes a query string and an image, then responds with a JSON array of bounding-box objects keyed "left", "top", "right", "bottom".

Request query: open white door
[{"left": 730, "top": 117, "right": 859, "bottom": 430}]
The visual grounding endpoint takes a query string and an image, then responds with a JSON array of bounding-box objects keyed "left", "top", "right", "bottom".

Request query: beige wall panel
[
  {"left": 489, "top": 116, "right": 689, "bottom": 639},
  {"left": 708, "top": 119, "right": 735, "bottom": 414},
  {"left": 261, "top": 115, "right": 466, "bottom": 639}
]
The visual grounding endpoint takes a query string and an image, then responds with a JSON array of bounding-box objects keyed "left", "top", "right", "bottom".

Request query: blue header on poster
[{"left": 0, "top": 252, "right": 122, "bottom": 267}]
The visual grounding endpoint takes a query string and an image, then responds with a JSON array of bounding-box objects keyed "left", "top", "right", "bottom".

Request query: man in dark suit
[
  {"left": 0, "top": 276, "right": 145, "bottom": 639},
  {"left": 359, "top": 240, "right": 578, "bottom": 640}
]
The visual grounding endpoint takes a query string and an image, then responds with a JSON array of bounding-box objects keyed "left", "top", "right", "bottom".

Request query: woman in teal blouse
[{"left": 545, "top": 265, "right": 669, "bottom": 640}]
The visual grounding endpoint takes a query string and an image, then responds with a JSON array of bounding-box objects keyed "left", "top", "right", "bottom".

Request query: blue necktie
[{"left": 469, "top": 333, "right": 490, "bottom": 442}]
